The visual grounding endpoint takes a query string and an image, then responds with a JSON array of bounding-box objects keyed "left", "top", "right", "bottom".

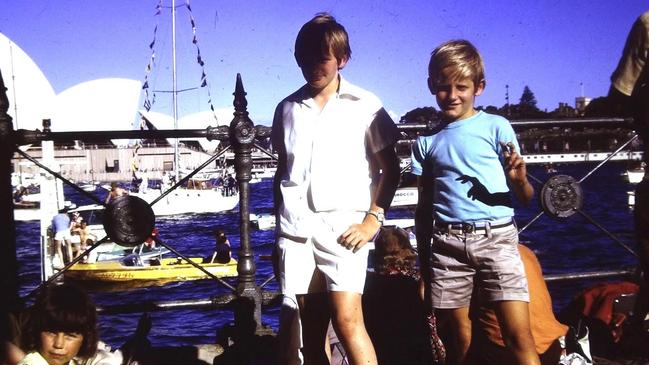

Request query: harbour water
[{"left": 13, "top": 162, "right": 638, "bottom": 349}]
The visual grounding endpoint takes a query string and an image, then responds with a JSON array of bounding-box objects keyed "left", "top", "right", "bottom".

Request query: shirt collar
[{"left": 294, "top": 75, "right": 360, "bottom": 107}]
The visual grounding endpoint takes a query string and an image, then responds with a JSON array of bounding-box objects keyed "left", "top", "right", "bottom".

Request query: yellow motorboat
[{"left": 64, "top": 256, "right": 238, "bottom": 282}]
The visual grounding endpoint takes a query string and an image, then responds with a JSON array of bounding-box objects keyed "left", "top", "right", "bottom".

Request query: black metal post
[
  {"left": 0, "top": 69, "right": 22, "bottom": 330},
  {"left": 229, "top": 74, "right": 266, "bottom": 337}
]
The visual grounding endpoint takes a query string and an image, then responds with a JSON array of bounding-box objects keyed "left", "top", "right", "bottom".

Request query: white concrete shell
[{"left": 0, "top": 33, "right": 56, "bottom": 131}]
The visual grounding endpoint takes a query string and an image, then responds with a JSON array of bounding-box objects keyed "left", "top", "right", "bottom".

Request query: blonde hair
[
  {"left": 428, "top": 39, "right": 485, "bottom": 88},
  {"left": 294, "top": 13, "right": 351, "bottom": 66}
]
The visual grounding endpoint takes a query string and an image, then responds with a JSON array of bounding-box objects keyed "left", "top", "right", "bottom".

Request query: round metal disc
[
  {"left": 540, "top": 174, "right": 583, "bottom": 219},
  {"left": 103, "top": 195, "right": 155, "bottom": 246}
]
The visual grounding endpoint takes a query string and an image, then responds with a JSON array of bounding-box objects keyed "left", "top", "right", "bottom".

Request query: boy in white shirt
[{"left": 271, "top": 13, "right": 400, "bottom": 365}]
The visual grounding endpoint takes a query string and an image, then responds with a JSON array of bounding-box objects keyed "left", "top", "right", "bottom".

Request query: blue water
[{"left": 14, "top": 162, "right": 638, "bottom": 349}]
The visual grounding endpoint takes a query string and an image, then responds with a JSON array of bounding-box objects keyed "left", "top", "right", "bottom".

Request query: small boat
[
  {"left": 64, "top": 256, "right": 238, "bottom": 282},
  {"left": 249, "top": 213, "right": 275, "bottom": 230},
  {"left": 129, "top": 178, "right": 239, "bottom": 216},
  {"left": 79, "top": 181, "right": 98, "bottom": 192},
  {"left": 624, "top": 168, "right": 645, "bottom": 184}
]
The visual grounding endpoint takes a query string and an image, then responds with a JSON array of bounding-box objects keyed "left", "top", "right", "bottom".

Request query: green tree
[{"left": 519, "top": 85, "right": 538, "bottom": 108}]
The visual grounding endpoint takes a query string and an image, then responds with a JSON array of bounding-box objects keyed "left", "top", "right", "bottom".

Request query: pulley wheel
[
  {"left": 103, "top": 195, "right": 155, "bottom": 246},
  {"left": 540, "top": 174, "right": 583, "bottom": 219}
]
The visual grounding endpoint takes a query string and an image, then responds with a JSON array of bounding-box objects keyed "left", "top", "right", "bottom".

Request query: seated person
[
  {"left": 466, "top": 244, "right": 568, "bottom": 365},
  {"left": 8, "top": 284, "right": 121, "bottom": 365},
  {"left": 208, "top": 229, "right": 231, "bottom": 264}
]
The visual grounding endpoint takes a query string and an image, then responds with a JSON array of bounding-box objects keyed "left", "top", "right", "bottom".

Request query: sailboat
[{"left": 130, "top": 0, "right": 238, "bottom": 216}]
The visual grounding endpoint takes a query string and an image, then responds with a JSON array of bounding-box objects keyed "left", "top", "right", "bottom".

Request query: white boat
[
  {"left": 132, "top": 186, "right": 239, "bottom": 216},
  {"left": 249, "top": 213, "right": 275, "bottom": 230},
  {"left": 125, "top": 176, "right": 239, "bottom": 216},
  {"left": 623, "top": 168, "right": 645, "bottom": 184},
  {"left": 391, "top": 186, "right": 418, "bottom": 207},
  {"left": 251, "top": 166, "right": 277, "bottom": 180}
]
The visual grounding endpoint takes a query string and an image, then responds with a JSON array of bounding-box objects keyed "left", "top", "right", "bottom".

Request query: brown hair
[
  {"left": 374, "top": 227, "right": 417, "bottom": 274},
  {"left": 294, "top": 13, "right": 351, "bottom": 67},
  {"left": 428, "top": 39, "right": 485, "bottom": 90},
  {"left": 24, "top": 284, "right": 98, "bottom": 358}
]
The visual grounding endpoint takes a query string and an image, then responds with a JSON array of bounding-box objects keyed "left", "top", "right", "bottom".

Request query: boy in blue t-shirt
[{"left": 411, "top": 39, "right": 539, "bottom": 365}]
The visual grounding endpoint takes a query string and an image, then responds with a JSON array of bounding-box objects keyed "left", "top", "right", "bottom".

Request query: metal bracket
[
  {"left": 103, "top": 195, "right": 155, "bottom": 246},
  {"left": 540, "top": 174, "right": 583, "bottom": 218}
]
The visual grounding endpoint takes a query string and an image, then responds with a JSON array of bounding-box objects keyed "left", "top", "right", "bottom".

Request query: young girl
[{"left": 18, "top": 284, "right": 112, "bottom": 365}]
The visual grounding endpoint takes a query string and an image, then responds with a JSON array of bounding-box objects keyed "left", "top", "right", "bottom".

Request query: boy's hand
[
  {"left": 500, "top": 141, "right": 527, "bottom": 184},
  {"left": 339, "top": 219, "right": 381, "bottom": 253}
]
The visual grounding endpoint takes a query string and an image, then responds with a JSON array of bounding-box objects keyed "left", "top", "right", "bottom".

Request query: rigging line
[
  {"left": 25, "top": 235, "right": 112, "bottom": 300},
  {"left": 13, "top": 149, "right": 105, "bottom": 206},
  {"left": 259, "top": 274, "right": 276, "bottom": 289},
  {"left": 154, "top": 237, "right": 236, "bottom": 291},
  {"left": 577, "top": 209, "right": 638, "bottom": 257},
  {"left": 517, "top": 210, "right": 544, "bottom": 234},
  {"left": 526, "top": 172, "right": 544, "bottom": 185},
  {"left": 183, "top": 0, "right": 218, "bottom": 123},
  {"left": 252, "top": 142, "right": 279, "bottom": 161},
  {"left": 579, "top": 134, "right": 639, "bottom": 183},
  {"left": 152, "top": 86, "right": 199, "bottom": 93}
]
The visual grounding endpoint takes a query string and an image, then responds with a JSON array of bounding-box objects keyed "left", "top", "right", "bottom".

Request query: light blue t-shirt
[
  {"left": 411, "top": 111, "right": 519, "bottom": 222},
  {"left": 52, "top": 213, "right": 70, "bottom": 233}
]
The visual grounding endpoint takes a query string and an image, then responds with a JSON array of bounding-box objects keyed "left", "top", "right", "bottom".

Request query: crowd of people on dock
[{"left": 3, "top": 8, "right": 649, "bottom": 365}]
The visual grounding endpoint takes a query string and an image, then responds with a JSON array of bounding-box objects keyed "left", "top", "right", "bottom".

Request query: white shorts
[
  {"left": 54, "top": 230, "right": 71, "bottom": 241},
  {"left": 278, "top": 211, "right": 370, "bottom": 295}
]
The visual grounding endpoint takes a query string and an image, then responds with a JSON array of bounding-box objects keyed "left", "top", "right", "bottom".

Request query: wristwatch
[{"left": 366, "top": 210, "right": 385, "bottom": 226}]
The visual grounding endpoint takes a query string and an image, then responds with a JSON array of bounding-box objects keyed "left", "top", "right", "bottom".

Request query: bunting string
[
  {"left": 140, "top": 0, "right": 219, "bottom": 126},
  {"left": 141, "top": 0, "right": 163, "bottom": 113},
  {"left": 185, "top": 0, "right": 219, "bottom": 123}
]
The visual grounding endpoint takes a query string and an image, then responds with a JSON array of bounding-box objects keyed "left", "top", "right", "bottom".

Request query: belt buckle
[{"left": 462, "top": 223, "right": 474, "bottom": 233}]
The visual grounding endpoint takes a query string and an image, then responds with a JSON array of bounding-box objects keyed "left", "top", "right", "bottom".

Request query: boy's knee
[
  {"left": 331, "top": 311, "right": 362, "bottom": 338},
  {"left": 502, "top": 328, "right": 535, "bottom": 350}
]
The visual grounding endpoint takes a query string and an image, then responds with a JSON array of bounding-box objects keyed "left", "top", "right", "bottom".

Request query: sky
[{"left": 1, "top": 0, "right": 648, "bottom": 126}]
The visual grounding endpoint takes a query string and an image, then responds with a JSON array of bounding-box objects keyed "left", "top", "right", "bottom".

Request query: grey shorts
[{"left": 429, "top": 222, "right": 529, "bottom": 309}]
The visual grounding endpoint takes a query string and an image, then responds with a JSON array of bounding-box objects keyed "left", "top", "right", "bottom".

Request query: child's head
[
  {"left": 374, "top": 227, "right": 417, "bottom": 274},
  {"left": 294, "top": 13, "right": 351, "bottom": 87},
  {"left": 25, "top": 284, "right": 98, "bottom": 364},
  {"left": 428, "top": 40, "right": 486, "bottom": 121}
]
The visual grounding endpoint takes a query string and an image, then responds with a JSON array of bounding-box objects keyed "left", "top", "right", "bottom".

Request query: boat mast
[{"left": 171, "top": 0, "right": 180, "bottom": 182}]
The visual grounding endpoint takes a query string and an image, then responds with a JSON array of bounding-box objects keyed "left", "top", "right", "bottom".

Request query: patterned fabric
[{"left": 377, "top": 264, "right": 446, "bottom": 364}]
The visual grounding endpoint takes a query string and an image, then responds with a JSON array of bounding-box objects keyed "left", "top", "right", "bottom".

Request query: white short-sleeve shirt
[
  {"left": 272, "top": 76, "right": 398, "bottom": 238},
  {"left": 611, "top": 11, "right": 649, "bottom": 96}
]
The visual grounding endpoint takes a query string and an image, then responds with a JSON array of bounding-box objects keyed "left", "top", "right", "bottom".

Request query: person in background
[
  {"left": 609, "top": 10, "right": 649, "bottom": 323},
  {"left": 411, "top": 39, "right": 538, "bottom": 365},
  {"left": 51, "top": 210, "right": 72, "bottom": 267},
  {"left": 16, "top": 284, "right": 121, "bottom": 365},
  {"left": 210, "top": 229, "right": 231, "bottom": 264},
  {"left": 104, "top": 183, "right": 126, "bottom": 204},
  {"left": 271, "top": 13, "right": 400, "bottom": 365}
]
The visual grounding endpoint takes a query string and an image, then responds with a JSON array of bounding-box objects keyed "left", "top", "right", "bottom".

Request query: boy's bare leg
[
  {"left": 54, "top": 240, "right": 64, "bottom": 266},
  {"left": 329, "top": 291, "right": 377, "bottom": 365},
  {"left": 437, "top": 307, "right": 472, "bottom": 365},
  {"left": 494, "top": 300, "right": 541, "bottom": 365},
  {"left": 297, "top": 292, "right": 331, "bottom": 365},
  {"left": 65, "top": 239, "right": 73, "bottom": 263}
]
